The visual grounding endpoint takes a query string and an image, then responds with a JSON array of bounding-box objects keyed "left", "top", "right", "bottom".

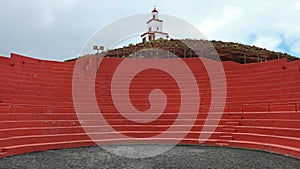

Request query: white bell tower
[{"left": 141, "top": 6, "right": 169, "bottom": 42}]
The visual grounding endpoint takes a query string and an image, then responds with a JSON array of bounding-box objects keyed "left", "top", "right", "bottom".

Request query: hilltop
[{"left": 70, "top": 39, "right": 299, "bottom": 64}]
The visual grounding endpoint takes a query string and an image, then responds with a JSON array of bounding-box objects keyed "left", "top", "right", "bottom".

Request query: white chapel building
[{"left": 141, "top": 7, "right": 169, "bottom": 42}]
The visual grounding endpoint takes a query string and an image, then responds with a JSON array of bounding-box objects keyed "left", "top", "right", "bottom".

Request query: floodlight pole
[{"left": 93, "top": 45, "right": 104, "bottom": 74}]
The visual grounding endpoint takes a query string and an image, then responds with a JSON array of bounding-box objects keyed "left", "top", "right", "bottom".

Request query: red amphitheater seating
[{"left": 0, "top": 53, "right": 299, "bottom": 158}]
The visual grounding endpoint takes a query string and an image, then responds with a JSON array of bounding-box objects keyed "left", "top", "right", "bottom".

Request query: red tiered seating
[{"left": 0, "top": 53, "right": 299, "bottom": 158}]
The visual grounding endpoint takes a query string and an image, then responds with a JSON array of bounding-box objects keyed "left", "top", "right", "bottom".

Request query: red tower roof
[{"left": 152, "top": 7, "right": 158, "bottom": 13}]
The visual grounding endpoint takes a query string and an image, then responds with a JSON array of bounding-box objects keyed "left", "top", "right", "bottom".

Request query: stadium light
[
  {"left": 93, "top": 45, "right": 104, "bottom": 74},
  {"left": 93, "top": 45, "right": 104, "bottom": 54}
]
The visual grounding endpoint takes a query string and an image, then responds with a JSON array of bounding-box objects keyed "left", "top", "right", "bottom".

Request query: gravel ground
[{"left": 0, "top": 145, "right": 299, "bottom": 169}]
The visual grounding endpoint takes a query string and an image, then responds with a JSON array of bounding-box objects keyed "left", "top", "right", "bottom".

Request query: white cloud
[
  {"left": 197, "top": 6, "right": 242, "bottom": 39},
  {"left": 251, "top": 36, "right": 282, "bottom": 51},
  {"left": 295, "top": 1, "right": 300, "bottom": 10},
  {"left": 193, "top": 0, "right": 300, "bottom": 57},
  {"left": 39, "top": 0, "right": 78, "bottom": 27},
  {"left": 291, "top": 40, "right": 300, "bottom": 56},
  {"left": 0, "top": 0, "right": 300, "bottom": 59}
]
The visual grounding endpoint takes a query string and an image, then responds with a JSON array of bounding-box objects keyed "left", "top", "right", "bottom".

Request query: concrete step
[
  {"left": 226, "top": 122, "right": 240, "bottom": 126},
  {"left": 216, "top": 142, "right": 229, "bottom": 146},
  {"left": 219, "top": 135, "right": 233, "bottom": 140},
  {"left": 0, "top": 148, "right": 7, "bottom": 155},
  {"left": 223, "top": 128, "right": 236, "bottom": 132}
]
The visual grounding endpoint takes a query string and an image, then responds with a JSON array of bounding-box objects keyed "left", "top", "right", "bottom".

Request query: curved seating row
[{"left": 0, "top": 53, "right": 299, "bottom": 158}]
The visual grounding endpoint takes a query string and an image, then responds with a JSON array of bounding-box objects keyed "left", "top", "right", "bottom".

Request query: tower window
[
  {"left": 149, "top": 27, "right": 152, "bottom": 32},
  {"left": 157, "top": 27, "right": 159, "bottom": 31},
  {"left": 153, "top": 15, "right": 156, "bottom": 19}
]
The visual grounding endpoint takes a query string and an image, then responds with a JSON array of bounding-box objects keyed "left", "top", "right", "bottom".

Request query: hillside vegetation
[{"left": 71, "top": 39, "right": 299, "bottom": 64}]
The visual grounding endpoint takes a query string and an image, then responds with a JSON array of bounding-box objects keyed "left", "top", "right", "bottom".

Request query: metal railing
[
  {"left": 0, "top": 102, "right": 299, "bottom": 114},
  {"left": 0, "top": 103, "right": 74, "bottom": 113},
  {"left": 242, "top": 102, "right": 298, "bottom": 113}
]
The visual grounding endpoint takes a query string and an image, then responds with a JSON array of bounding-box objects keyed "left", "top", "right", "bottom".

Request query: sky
[{"left": 0, "top": 0, "right": 300, "bottom": 61}]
